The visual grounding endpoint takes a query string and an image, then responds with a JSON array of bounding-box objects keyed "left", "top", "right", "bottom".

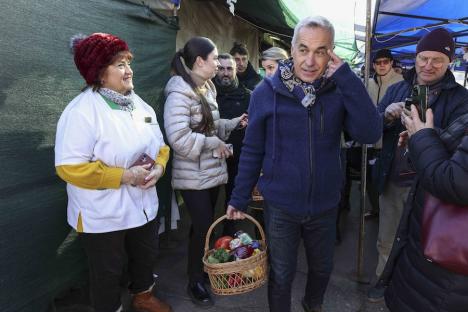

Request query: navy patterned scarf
[{"left": 278, "top": 58, "right": 326, "bottom": 108}]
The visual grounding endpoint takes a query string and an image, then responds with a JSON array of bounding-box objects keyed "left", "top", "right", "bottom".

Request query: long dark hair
[{"left": 171, "top": 37, "right": 216, "bottom": 134}]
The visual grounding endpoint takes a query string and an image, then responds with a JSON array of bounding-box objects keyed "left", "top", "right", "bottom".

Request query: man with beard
[
  {"left": 213, "top": 53, "right": 251, "bottom": 235},
  {"left": 230, "top": 42, "right": 261, "bottom": 91}
]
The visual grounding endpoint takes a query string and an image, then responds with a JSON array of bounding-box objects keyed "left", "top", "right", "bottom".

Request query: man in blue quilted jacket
[{"left": 226, "top": 16, "right": 382, "bottom": 312}]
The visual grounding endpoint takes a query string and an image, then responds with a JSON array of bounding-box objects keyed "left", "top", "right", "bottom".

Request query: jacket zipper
[
  {"left": 320, "top": 104, "right": 324, "bottom": 135},
  {"left": 307, "top": 105, "right": 314, "bottom": 179}
]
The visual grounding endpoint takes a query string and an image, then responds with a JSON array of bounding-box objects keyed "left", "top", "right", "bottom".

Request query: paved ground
[{"left": 54, "top": 182, "right": 389, "bottom": 312}]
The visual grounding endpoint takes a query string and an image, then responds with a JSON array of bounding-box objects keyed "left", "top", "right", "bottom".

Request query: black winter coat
[
  {"left": 237, "top": 62, "right": 261, "bottom": 91},
  {"left": 382, "top": 110, "right": 468, "bottom": 311},
  {"left": 375, "top": 68, "right": 468, "bottom": 194},
  {"left": 214, "top": 79, "right": 251, "bottom": 165}
]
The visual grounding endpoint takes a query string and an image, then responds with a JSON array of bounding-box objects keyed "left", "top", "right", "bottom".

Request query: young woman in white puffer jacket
[{"left": 163, "top": 36, "right": 247, "bottom": 308}]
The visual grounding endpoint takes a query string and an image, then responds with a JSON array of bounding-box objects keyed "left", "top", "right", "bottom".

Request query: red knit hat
[
  {"left": 71, "top": 33, "right": 129, "bottom": 85},
  {"left": 416, "top": 28, "right": 455, "bottom": 61}
]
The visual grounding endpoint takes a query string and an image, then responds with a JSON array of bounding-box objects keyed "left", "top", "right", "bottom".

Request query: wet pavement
[{"left": 54, "top": 182, "right": 389, "bottom": 312}]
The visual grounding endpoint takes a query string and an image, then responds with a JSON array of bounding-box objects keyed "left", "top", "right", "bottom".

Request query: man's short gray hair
[{"left": 292, "top": 16, "right": 335, "bottom": 46}]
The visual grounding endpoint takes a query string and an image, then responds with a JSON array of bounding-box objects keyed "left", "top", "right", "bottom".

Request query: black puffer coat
[{"left": 383, "top": 112, "right": 468, "bottom": 311}]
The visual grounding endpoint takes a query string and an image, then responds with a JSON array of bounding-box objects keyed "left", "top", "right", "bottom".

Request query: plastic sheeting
[
  {"left": 372, "top": 0, "right": 468, "bottom": 61},
  {"left": 0, "top": 0, "right": 177, "bottom": 311}
]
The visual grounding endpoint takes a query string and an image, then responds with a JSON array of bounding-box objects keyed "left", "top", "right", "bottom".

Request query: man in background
[
  {"left": 213, "top": 53, "right": 251, "bottom": 235},
  {"left": 230, "top": 42, "right": 261, "bottom": 90}
]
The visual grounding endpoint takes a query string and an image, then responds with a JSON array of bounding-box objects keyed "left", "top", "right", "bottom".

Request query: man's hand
[
  {"left": 401, "top": 105, "right": 434, "bottom": 137},
  {"left": 325, "top": 49, "right": 344, "bottom": 78},
  {"left": 226, "top": 205, "right": 246, "bottom": 220},
  {"left": 384, "top": 102, "right": 405, "bottom": 123}
]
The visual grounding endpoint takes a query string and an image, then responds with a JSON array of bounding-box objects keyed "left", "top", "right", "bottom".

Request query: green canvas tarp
[{"left": 0, "top": 1, "right": 177, "bottom": 311}]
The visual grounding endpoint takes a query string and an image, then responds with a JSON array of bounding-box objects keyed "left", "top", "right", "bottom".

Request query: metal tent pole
[
  {"left": 356, "top": 0, "right": 373, "bottom": 283},
  {"left": 465, "top": 68, "right": 467, "bottom": 88}
]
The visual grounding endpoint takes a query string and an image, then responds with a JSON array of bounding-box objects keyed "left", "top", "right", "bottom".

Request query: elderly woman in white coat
[
  {"left": 164, "top": 36, "right": 247, "bottom": 308},
  {"left": 55, "top": 33, "right": 171, "bottom": 312}
]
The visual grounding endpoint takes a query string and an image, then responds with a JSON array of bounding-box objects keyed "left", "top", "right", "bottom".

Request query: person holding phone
[
  {"left": 226, "top": 16, "right": 382, "bottom": 312},
  {"left": 55, "top": 33, "right": 171, "bottom": 312},
  {"left": 163, "top": 37, "right": 246, "bottom": 308},
  {"left": 369, "top": 28, "right": 468, "bottom": 302}
]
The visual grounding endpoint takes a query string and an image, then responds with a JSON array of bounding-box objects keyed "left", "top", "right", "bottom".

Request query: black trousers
[
  {"left": 181, "top": 187, "right": 220, "bottom": 283},
  {"left": 79, "top": 219, "right": 159, "bottom": 312}
]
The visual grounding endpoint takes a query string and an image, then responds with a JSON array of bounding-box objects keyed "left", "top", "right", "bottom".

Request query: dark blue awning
[{"left": 371, "top": 0, "right": 468, "bottom": 64}]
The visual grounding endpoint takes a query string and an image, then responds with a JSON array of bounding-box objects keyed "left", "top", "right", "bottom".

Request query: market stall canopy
[
  {"left": 215, "top": 0, "right": 361, "bottom": 63},
  {"left": 372, "top": 0, "right": 468, "bottom": 62},
  {"left": 213, "top": 0, "right": 296, "bottom": 37}
]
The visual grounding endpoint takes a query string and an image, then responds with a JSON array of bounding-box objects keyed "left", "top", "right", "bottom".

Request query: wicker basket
[{"left": 203, "top": 214, "right": 268, "bottom": 295}]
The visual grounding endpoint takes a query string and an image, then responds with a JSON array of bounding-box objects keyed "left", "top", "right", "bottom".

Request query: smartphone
[
  {"left": 213, "top": 144, "right": 233, "bottom": 158},
  {"left": 131, "top": 153, "right": 155, "bottom": 169},
  {"left": 404, "top": 85, "right": 428, "bottom": 122}
]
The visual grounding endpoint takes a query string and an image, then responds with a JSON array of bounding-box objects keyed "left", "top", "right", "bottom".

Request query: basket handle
[{"left": 204, "top": 214, "right": 266, "bottom": 254}]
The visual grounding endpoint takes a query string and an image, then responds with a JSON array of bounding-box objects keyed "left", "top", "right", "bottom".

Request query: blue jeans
[{"left": 264, "top": 204, "right": 337, "bottom": 312}]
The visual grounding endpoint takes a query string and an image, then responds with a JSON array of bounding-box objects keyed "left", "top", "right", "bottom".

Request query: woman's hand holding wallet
[
  {"left": 139, "top": 164, "right": 164, "bottom": 189},
  {"left": 121, "top": 163, "right": 152, "bottom": 186}
]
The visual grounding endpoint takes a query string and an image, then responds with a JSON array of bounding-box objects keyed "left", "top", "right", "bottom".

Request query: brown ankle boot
[{"left": 132, "top": 291, "right": 172, "bottom": 312}]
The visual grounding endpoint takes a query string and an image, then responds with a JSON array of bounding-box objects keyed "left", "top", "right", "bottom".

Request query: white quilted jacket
[{"left": 164, "top": 76, "right": 241, "bottom": 190}]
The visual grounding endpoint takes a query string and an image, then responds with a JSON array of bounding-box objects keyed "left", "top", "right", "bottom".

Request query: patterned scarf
[
  {"left": 98, "top": 88, "right": 135, "bottom": 112},
  {"left": 278, "top": 58, "right": 326, "bottom": 108}
]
